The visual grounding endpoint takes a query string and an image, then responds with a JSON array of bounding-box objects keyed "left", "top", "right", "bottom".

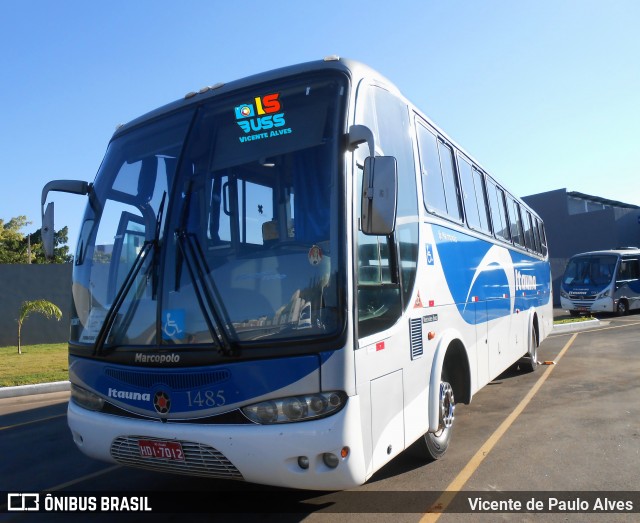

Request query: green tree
[
  {"left": 0, "top": 215, "right": 72, "bottom": 264},
  {"left": 27, "top": 226, "right": 73, "bottom": 264},
  {"left": 17, "top": 299, "right": 63, "bottom": 354},
  {"left": 0, "top": 216, "right": 30, "bottom": 263}
]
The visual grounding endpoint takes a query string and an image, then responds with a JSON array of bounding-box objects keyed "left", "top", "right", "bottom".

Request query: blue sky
[{"left": 2, "top": 0, "right": 639, "bottom": 252}]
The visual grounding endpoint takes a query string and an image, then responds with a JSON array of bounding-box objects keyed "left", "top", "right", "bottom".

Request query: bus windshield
[
  {"left": 70, "top": 74, "right": 346, "bottom": 351},
  {"left": 563, "top": 255, "right": 617, "bottom": 287}
]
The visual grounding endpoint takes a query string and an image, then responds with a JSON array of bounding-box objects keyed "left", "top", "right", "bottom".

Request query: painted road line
[
  {"left": 420, "top": 332, "right": 579, "bottom": 522},
  {"left": 0, "top": 413, "right": 66, "bottom": 431},
  {"left": 45, "top": 465, "right": 123, "bottom": 492}
]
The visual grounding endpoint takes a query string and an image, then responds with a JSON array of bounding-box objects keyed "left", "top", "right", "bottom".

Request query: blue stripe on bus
[
  {"left": 70, "top": 353, "right": 329, "bottom": 416},
  {"left": 432, "top": 225, "right": 551, "bottom": 324}
]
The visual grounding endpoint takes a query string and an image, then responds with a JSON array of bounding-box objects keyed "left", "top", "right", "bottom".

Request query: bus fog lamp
[
  {"left": 297, "top": 456, "right": 310, "bottom": 470},
  {"left": 322, "top": 453, "right": 339, "bottom": 469}
]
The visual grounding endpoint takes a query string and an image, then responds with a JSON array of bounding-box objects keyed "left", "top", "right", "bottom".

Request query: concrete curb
[
  {"left": 0, "top": 380, "right": 70, "bottom": 399},
  {"left": 552, "top": 318, "right": 602, "bottom": 334}
]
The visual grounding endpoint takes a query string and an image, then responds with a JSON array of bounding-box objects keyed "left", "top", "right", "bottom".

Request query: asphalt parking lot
[{"left": 1, "top": 311, "right": 639, "bottom": 522}]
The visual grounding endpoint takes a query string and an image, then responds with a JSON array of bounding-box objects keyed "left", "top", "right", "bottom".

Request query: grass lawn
[
  {"left": 553, "top": 315, "right": 595, "bottom": 325},
  {"left": 0, "top": 314, "right": 594, "bottom": 388},
  {"left": 0, "top": 343, "right": 68, "bottom": 387}
]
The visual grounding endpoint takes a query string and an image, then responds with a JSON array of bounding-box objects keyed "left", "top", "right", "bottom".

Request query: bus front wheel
[
  {"left": 423, "top": 373, "right": 455, "bottom": 460},
  {"left": 616, "top": 299, "right": 628, "bottom": 316}
]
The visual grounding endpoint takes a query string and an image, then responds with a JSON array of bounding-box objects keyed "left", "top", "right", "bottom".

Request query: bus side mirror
[
  {"left": 41, "top": 179, "right": 91, "bottom": 259},
  {"left": 347, "top": 125, "right": 376, "bottom": 157},
  {"left": 42, "top": 202, "right": 55, "bottom": 259},
  {"left": 361, "top": 156, "right": 398, "bottom": 236}
]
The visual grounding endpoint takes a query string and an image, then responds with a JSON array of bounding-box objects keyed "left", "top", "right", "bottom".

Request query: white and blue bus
[
  {"left": 41, "top": 57, "right": 553, "bottom": 490},
  {"left": 560, "top": 248, "right": 640, "bottom": 316}
]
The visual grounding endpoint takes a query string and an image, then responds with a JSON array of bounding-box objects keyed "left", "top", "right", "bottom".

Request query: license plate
[{"left": 138, "top": 439, "right": 185, "bottom": 461}]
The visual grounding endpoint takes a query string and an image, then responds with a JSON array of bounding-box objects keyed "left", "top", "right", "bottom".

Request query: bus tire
[
  {"left": 423, "top": 372, "right": 455, "bottom": 460},
  {"left": 521, "top": 327, "right": 538, "bottom": 373},
  {"left": 616, "top": 299, "right": 628, "bottom": 316}
]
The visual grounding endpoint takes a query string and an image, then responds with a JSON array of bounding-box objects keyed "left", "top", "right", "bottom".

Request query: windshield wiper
[
  {"left": 174, "top": 179, "right": 238, "bottom": 356},
  {"left": 94, "top": 241, "right": 153, "bottom": 354},
  {"left": 176, "top": 230, "right": 239, "bottom": 356},
  {"left": 151, "top": 191, "right": 167, "bottom": 300},
  {"left": 94, "top": 192, "right": 167, "bottom": 354}
]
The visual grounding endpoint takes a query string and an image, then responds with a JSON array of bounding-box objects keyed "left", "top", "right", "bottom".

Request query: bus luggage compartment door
[{"left": 370, "top": 369, "right": 404, "bottom": 471}]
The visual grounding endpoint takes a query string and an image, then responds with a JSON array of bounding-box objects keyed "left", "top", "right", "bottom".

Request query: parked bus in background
[
  {"left": 41, "top": 57, "right": 553, "bottom": 490},
  {"left": 560, "top": 248, "right": 640, "bottom": 316}
]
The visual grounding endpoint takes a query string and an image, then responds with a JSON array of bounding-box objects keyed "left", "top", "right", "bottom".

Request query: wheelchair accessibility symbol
[
  {"left": 426, "top": 244, "right": 435, "bottom": 266},
  {"left": 162, "top": 309, "right": 185, "bottom": 340}
]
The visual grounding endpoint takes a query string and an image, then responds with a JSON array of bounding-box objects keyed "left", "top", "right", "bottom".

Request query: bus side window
[
  {"left": 458, "top": 155, "right": 481, "bottom": 229},
  {"left": 509, "top": 198, "right": 524, "bottom": 247},
  {"left": 371, "top": 87, "right": 419, "bottom": 310},
  {"left": 537, "top": 219, "right": 548, "bottom": 256},
  {"left": 416, "top": 123, "right": 462, "bottom": 222},
  {"left": 487, "top": 179, "right": 510, "bottom": 242},
  {"left": 523, "top": 210, "right": 536, "bottom": 252},
  {"left": 458, "top": 156, "right": 491, "bottom": 235},
  {"left": 472, "top": 167, "right": 492, "bottom": 234},
  {"left": 531, "top": 213, "right": 542, "bottom": 254},
  {"left": 437, "top": 141, "right": 463, "bottom": 221},
  {"left": 354, "top": 84, "right": 413, "bottom": 339},
  {"left": 417, "top": 123, "right": 448, "bottom": 216},
  {"left": 618, "top": 259, "right": 640, "bottom": 283}
]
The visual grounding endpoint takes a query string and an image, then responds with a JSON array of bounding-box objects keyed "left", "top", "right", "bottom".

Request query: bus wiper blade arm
[
  {"left": 150, "top": 191, "right": 167, "bottom": 300},
  {"left": 176, "top": 230, "right": 239, "bottom": 356},
  {"left": 94, "top": 241, "right": 153, "bottom": 354}
]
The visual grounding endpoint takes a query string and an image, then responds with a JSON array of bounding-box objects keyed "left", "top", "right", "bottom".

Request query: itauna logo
[
  {"left": 108, "top": 387, "right": 151, "bottom": 402},
  {"left": 515, "top": 270, "right": 537, "bottom": 291},
  {"left": 234, "top": 92, "right": 290, "bottom": 140}
]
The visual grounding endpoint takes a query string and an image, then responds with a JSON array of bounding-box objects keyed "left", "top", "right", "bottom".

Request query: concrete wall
[{"left": 0, "top": 264, "right": 72, "bottom": 347}]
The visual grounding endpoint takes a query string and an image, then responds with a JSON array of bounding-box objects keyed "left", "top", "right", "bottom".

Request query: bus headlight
[
  {"left": 241, "top": 391, "right": 347, "bottom": 424},
  {"left": 70, "top": 383, "right": 105, "bottom": 412},
  {"left": 560, "top": 289, "right": 570, "bottom": 299},
  {"left": 596, "top": 289, "right": 610, "bottom": 299}
]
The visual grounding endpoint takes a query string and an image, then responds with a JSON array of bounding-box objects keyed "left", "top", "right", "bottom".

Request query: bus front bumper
[
  {"left": 560, "top": 296, "right": 613, "bottom": 314},
  {"left": 67, "top": 396, "right": 367, "bottom": 491}
]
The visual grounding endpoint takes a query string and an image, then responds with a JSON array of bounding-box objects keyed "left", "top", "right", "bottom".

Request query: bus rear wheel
[
  {"left": 423, "top": 375, "right": 455, "bottom": 460},
  {"left": 520, "top": 328, "right": 538, "bottom": 373}
]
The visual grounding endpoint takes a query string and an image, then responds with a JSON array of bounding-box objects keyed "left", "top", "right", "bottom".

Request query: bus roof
[
  {"left": 112, "top": 57, "right": 368, "bottom": 137},
  {"left": 110, "top": 56, "right": 541, "bottom": 222},
  {"left": 570, "top": 248, "right": 640, "bottom": 258}
]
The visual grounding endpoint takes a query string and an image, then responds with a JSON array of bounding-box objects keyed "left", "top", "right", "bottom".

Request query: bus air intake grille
[
  {"left": 105, "top": 368, "right": 231, "bottom": 391},
  {"left": 110, "top": 436, "right": 243, "bottom": 480},
  {"left": 410, "top": 318, "right": 423, "bottom": 360}
]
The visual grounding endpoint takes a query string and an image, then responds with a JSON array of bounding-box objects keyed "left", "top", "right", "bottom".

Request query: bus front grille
[{"left": 110, "top": 436, "right": 243, "bottom": 480}]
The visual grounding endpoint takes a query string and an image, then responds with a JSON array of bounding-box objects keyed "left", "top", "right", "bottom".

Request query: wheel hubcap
[{"left": 439, "top": 382, "right": 455, "bottom": 429}]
